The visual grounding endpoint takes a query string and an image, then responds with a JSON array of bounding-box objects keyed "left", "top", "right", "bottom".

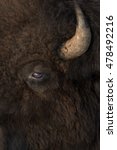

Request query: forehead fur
[
  {"left": 0, "top": 0, "right": 76, "bottom": 40},
  {"left": 0, "top": 0, "right": 75, "bottom": 31},
  {"left": 0, "top": 0, "right": 76, "bottom": 73}
]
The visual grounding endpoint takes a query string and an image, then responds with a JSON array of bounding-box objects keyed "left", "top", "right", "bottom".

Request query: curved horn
[{"left": 60, "top": 5, "right": 91, "bottom": 59}]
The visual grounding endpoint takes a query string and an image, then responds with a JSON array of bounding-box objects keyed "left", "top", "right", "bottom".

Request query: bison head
[{"left": 0, "top": 0, "right": 99, "bottom": 150}]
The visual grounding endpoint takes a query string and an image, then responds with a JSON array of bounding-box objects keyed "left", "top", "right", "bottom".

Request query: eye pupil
[{"left": 32, "top": 72, "right": 44, "bottom": 79}]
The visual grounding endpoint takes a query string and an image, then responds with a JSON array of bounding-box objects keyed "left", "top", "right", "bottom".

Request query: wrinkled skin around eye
[{"left": 18, "top": 61, "right": 59, "bottom": 95}]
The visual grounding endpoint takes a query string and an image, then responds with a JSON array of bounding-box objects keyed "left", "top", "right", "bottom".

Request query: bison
[{"left": 0, "top": 0, "right": 100, "bottom": 149}]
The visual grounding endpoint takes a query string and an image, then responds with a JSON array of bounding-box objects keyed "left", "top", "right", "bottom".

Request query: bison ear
[{"left": 59, "top": 4, "right": 91, "bottom": 60}]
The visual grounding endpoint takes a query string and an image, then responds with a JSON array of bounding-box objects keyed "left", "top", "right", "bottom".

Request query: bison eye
[
  {"left": 32, "top": 72, "right": 44, "bottom": 78},
  {"left": 18, "top": 61, "right": 58, "bottom": 93},
  {"left": 29, "top": 72, "right": 49, "bottom": 82}
]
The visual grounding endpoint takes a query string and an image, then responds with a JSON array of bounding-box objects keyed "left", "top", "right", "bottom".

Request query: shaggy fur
[{"left": 0, "top": 0, "right": 100, "bottom": 150}]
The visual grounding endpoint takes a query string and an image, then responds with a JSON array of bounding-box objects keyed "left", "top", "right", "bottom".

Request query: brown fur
[{"left": 0, "top": 0, "right": 100, "bottom": 149}]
